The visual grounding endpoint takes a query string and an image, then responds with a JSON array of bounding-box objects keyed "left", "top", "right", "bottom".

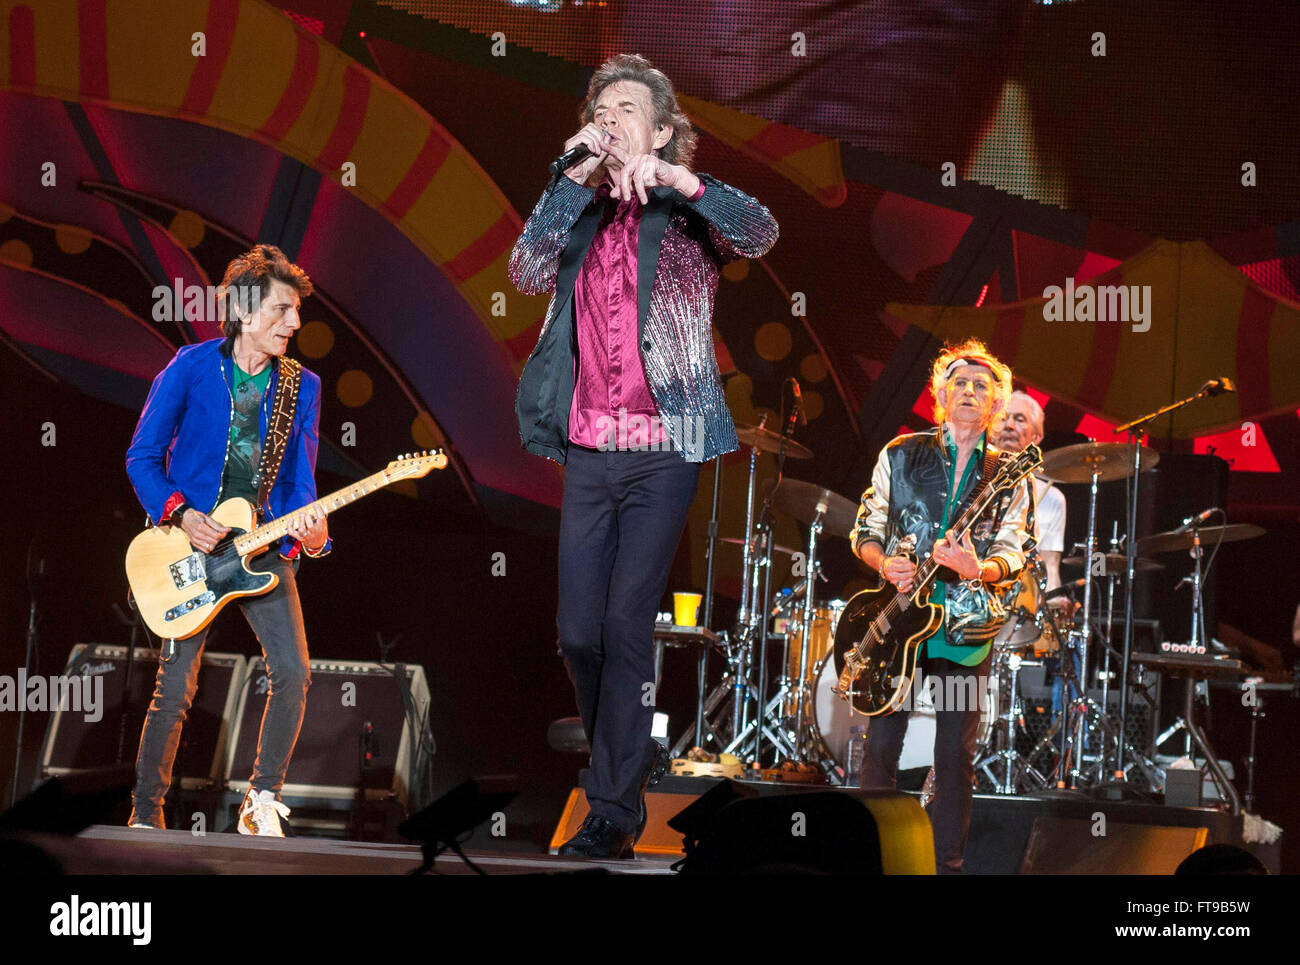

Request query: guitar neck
[
  {"left": 911, "top": 481, "right": 999, "bottom": 591},
  {"left": 233, "top": 468, "right": 395, "bottom": 554}
]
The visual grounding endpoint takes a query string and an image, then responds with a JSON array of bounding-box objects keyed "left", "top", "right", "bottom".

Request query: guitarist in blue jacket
[
  {"left": 849, "top": 339, "right": 1030, "bottom": 873},
  {"left": 125, "top": 245, "right": 329, "bottom": 836}
]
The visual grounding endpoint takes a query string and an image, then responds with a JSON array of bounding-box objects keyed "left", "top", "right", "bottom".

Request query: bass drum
[{"left": 813, "top": 658, "right": 997, "bottom": 776}]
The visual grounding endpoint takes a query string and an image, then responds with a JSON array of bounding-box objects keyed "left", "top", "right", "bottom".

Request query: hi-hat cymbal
[
  {"left": 1138, "top": 523, "right": 1265, "bottom": 556},
  {"left": 1039, "top": 442, "right": 1159, "bottom": 484},
  {"left": 719, "top": 536, "right": 800, "bottom": 557},
  {"left": 1062, "top": 552, "right": 1164, "bottom": 574},
  {"left": 736, "top": 423, "right": 813, "bottom": 459},
  {"left": 765, "top": 478, "right": 858, "bottom": 537}
]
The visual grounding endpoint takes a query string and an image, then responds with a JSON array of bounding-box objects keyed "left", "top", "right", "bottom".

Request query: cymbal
[
  {"left": 719, "top": 536, "right": 800, "bottom": 557},
  {"left": 1138, "top": 523, "right": 1265, "bottom": 556},
  {"left": 1039, "top": 442, "right": 1158, "bottom": 484},
  {"left": 765, "top": 478, "right": 858, "bottom": 537},
  {"left": 736, "top": 423, "right": 813, "bottom": 459},
  {"left": 1062, "top": 552, "right": 1164, "bottom": 573}
]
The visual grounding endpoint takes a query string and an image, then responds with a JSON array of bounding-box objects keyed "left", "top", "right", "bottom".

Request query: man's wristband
[{"left": 168, "top": 503, "right": 191, "bottom": 528}]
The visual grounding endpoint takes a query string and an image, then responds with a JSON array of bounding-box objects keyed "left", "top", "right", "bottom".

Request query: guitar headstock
[
  {"left": 385, "top": 450, "right": 448, "bottom": 481},
  {"left": 994, "top": 442, "right": 1043, "bottom": 493}
]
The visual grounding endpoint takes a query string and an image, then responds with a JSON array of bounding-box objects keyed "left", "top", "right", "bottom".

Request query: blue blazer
[{"left": 126, "top": 338, "right": 332, "bottom": 558}]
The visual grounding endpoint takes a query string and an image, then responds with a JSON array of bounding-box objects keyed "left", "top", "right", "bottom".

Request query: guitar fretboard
[{"left": 233, "top": 468, "right": 395, "bottom": 554}]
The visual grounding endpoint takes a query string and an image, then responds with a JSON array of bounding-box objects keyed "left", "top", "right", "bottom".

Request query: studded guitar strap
[{"left": 255, "top": 356, "right": 302, "bottom": 513}]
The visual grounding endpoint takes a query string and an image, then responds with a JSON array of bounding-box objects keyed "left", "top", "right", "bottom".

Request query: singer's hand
[
  {"left": 605, "top": 146, "right": 698, "bottom": 204},
  {"left": 562, "top": 124, "right": 612, "bottom": 186}
]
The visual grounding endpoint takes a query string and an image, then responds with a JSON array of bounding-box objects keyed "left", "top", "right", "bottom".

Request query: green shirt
[
  {"left": 220, "top": 362, "right": 273, "bottom": 504},
  {"left": 925, "top": 428, "right": 991, "bottom": 667}
]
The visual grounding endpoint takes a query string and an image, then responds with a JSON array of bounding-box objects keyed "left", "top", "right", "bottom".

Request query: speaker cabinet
[
  {"left": 39, "top": 644, "right": 244, "bottom": 789},
  {"left": 223, "top": 658, "right": 430, "bottom": 811}
]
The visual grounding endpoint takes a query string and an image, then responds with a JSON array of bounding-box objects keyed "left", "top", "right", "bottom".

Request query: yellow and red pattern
[
  {"left": 0, "top": 0, "right": 549, "bottom": 371},
  {"left": 884, "top": 240, "right": 1300, "bottom": 438},
  {"left": 680, "top": 94, "right": 847, "bottom": 209}
]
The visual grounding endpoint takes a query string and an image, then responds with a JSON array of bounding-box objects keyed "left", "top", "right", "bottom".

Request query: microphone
[
  {"left": 785, "top": 378, "right": 806, "bottom": 437},
  {"left": 1199, "top": 377, "right": 1236, "bottom": 397},
  {"left": 1044, "top": 578, "right": 1087, "bottom": 600},
  {"left": 549, "top": 143, "right": 593, "bottom": 177},
  {"left": 1173, "top": 507, "right": 1218, "bottom": 534}
]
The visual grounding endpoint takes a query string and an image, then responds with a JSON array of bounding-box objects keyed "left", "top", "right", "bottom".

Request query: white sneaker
[{"left": 238, "top": 788, "right": 291, "bottom": 837}]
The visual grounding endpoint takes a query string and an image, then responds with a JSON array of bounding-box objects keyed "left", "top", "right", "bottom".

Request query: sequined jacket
[
  {"left": 509, "top": 173, "right": 779, "bottom": 463},
  {"left": 849, "top": 426, "right": 1031, "bottom": 646}
]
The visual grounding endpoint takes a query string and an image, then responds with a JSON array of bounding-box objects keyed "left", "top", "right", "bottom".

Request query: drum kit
[{"left": 672, "top": 425, "right": 1267, "bottom": 799}]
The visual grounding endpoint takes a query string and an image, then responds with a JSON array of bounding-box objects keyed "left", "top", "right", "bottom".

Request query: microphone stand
[
  {"left": 696, "top": 455, "right": 722, "bottom": 749},
  {"left": 11, "top": 548, "right": 45, "bottom": 807},
  {"left": 1111, "top": 381, "right": 1230, "bottom": 788}
]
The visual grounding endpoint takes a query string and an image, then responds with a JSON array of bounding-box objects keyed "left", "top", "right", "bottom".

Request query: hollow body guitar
[
  {"left": 125, "top": 451, "right": 446, "bottom": 640},
  {"left": 830, "top": 444, "right": 1042, "bottom": 717}
]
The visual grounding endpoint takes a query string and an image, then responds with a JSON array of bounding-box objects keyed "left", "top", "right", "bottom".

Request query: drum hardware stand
[
  {"left": 973, "top": 649, "right": 1048, "bottom": 794},
  {"left": 1113, "top": 378, "right": 1232, "bottom": 784},
  {"left": 1065, "top": 457, "right": 1103, "bottom": 787},
  {"left": 731, "top": 415, "right": 767, "bottom": 741},
  {"left": 788, "top": 501, "right": 827, "bottom": 763}
]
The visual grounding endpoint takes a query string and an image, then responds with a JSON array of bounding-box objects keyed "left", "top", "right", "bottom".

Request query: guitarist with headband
[
  {"left": 849, "top": 339, "right": 1031, "bottom": 873},
  {"left": 125, "top": 244, "right": 328, "bottom": 836}
]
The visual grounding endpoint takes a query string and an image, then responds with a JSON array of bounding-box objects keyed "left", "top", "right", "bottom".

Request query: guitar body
[
  {"left": 125, "top": 498, "right": 277, "bottom": 640},
  {"left": 830, "top": 583, "right": 944, "bottom": 716}
]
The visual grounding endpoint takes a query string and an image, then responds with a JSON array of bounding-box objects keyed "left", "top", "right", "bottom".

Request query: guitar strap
[{"left": 255, "top": 356, "right": 302, "bottom": 513}]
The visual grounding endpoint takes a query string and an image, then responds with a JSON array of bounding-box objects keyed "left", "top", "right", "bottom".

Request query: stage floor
[{"left": 47, "top": 826, "right": 679, "bottom": 875}]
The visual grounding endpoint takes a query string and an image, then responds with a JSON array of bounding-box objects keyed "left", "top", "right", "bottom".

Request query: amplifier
[
  {"left": 223, "top": 659, "right": 431, "bottom": 811},
  {"left": 1015, "top": 666, "right": 1160, "bottom": 758},
  {"left": 39, "top": 644, "right": 245, "bottom": 789}
]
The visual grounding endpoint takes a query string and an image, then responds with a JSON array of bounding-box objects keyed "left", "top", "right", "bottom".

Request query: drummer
[{"left": 993, "top": 391, "right": 1067, "bottom": 590}]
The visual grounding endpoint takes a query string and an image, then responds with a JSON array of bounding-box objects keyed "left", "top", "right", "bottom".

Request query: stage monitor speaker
[
  {"left": 553, "top": 780, "right": 934, "bottom": 873},
  {"left": 39, "top": 644, "right": 244, "bottom": 789},
  {"left": 224, "top": 659, "right": 430, "bottom": 812},
  {"left": 1019, "top": 816, "right": 1208, "bottom": 874},
  {"left": 551, "top": 787, "right": 690, "bottom": 857}
]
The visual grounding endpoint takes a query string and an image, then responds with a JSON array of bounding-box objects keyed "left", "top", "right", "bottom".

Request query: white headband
[{"left": 942, "top": 357, "right": 995, "bottom": 382}]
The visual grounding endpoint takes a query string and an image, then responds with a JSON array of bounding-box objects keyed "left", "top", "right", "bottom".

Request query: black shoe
[
  {"left": 636, "top": 741, "right": 671, "bottom": 842},
  {"left": 558, "top": 814, "right": 635, "bottom": 859}
]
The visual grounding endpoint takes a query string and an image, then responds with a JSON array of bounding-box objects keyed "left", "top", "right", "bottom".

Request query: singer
[{"left": 510, "top": 54, "right": 778, "bottom": 858}]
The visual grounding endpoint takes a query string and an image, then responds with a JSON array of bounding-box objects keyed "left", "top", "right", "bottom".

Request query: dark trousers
[
  {"left": 861, "top": 652, "right": 992, "bottom": 874},
  {"left": 557, "top": 446, "right": 700, "bottom": 833},
  {"left": 129, "top": 554, "right": 311, "bottom": 826}
]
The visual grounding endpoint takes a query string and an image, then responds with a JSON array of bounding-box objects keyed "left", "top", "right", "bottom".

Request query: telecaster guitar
[
  {"left": 830, "top": 444, "right": 1042, "bottom": 716},
  {"left": 125, "top": 451, "right": 446, "bottom": 640}
]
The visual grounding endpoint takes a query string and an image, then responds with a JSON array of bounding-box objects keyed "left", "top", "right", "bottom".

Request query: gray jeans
[{"left": 129, "top": 554, "right": 311, "bottom": 826}]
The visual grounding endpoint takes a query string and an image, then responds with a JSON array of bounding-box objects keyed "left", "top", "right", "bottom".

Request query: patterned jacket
[
  {"left": 509, "top": 173, "right": 778, "bottom": 464},
  {"left": 850, "top": 425, "right": 1031, "bottom": 646}
]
